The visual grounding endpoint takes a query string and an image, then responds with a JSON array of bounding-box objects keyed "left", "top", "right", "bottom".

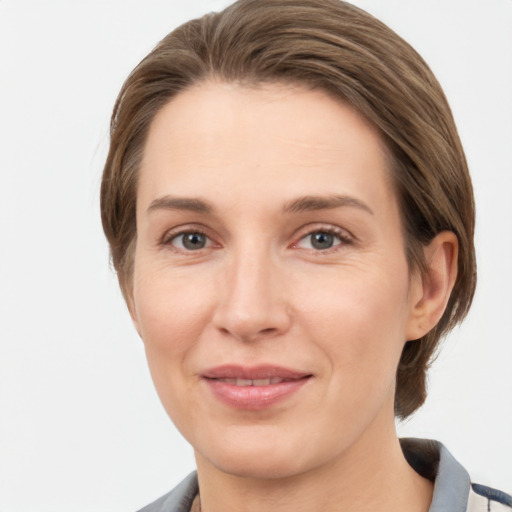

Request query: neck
[{"left": 194, "top": 411, "right": 433, "bottom": 512}]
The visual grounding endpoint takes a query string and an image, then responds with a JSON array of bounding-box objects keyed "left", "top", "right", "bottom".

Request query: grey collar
[
  {"left": 401, "top": 438, "right": 470, "bottom": 512},
  {"left": 137, "top": 472, "right": 198, "bottom": 512}
]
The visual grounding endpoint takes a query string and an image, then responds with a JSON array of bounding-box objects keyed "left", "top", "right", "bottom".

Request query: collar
[{"left": 401, "top": 438, "right": 470, "bottom": 512}]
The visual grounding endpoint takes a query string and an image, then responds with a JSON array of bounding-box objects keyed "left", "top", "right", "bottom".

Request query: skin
[{"left": 129, "top": 81, "right": 458, "bottom": 512}]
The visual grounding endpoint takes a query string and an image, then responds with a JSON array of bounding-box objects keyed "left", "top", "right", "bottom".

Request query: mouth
[
  {"left": 201, "top": 365, "right": 312, "bottom": 409},
  {"left": 209, "top": 377, "right": 297, "bottom": 386}
]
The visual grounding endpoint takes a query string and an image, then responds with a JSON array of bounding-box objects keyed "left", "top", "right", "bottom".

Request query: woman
[{"left": 100, "top": 1, "right": 511, "bottom": 511}]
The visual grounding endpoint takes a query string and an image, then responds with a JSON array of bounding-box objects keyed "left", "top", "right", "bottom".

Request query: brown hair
[{"left": 100, "top": 0, "right": 476, "bottom": 419}]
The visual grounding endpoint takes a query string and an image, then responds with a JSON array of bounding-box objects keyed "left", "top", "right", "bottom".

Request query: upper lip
[{"left": 201, "top": 365, "right": 311, "bottom": 380}]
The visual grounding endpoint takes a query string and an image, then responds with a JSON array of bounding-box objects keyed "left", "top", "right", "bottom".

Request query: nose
[{"left": 212, "top": 248, "right": 292, "bottom": 342}]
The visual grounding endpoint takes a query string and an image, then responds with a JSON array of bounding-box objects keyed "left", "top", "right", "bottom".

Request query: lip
[{"left": 201, "top": 365, "right": 312, "bottom": 410}]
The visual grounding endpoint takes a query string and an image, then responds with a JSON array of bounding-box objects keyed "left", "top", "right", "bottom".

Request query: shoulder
[
  {"left": 468, "top": 483, "right": 512, "bottom": 512},
  {"left": 137, "top": 472, "right": 199, "bottom": 512}
]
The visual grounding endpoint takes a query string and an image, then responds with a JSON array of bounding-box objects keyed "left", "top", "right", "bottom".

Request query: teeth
[
  {"left": 217, "top": 377, "right": 286, "bottom": 386},
  {"left": 235, "top": 378, "right": 253, "bottom": 386},
  {"left": 253, "top": 378, "right": 271, "bottom": 386}
]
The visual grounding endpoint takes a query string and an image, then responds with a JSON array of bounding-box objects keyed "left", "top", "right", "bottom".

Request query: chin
[
  {"left": 205, "top": 449, "right": 308, "bottom": 480},
  {"left": 193, "top": 426, "right": 334, "bottom": 481}
]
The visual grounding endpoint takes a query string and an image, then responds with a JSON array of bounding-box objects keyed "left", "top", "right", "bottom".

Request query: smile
[
  {"left": 201, "top": 365, "right": 312, "bottom": 409},
  {"left": 212, "top": 377, "right": 294, "bottom": 386}
]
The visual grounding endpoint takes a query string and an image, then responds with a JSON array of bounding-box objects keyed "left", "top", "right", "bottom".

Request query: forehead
[{"left": 138, "top": 81, "right": 395, "bottom": 216}]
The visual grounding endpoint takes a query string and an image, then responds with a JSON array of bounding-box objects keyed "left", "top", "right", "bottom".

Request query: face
[{"left": 130, "top": 81, "right": 422, "bottom": 480}]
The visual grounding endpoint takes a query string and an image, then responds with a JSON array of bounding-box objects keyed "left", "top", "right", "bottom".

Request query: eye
[
  {"left": 169, "top": 231, "right": 211, "bottom": 251},
  {"left": 296, "top": 229, "right": 349, "bottom": 251}
]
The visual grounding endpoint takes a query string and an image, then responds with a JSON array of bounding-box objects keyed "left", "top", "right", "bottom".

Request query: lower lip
[{"left": 204, "top": 378, "right": 310, "bottom": 410}]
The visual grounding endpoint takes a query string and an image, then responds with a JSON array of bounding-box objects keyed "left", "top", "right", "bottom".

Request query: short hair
[{"left": 100, "top": 0, "right": 476, "bottom": 419}]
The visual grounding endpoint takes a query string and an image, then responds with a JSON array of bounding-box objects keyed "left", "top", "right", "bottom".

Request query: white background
[{"left": 1, "top": 1, "right": 511, "bottom": 510}]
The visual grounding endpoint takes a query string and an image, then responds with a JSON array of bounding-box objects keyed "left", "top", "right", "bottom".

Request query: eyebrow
[
  {"left": 146, "top": 195, "right": 213, "bottom": 215},
  {"left": 283, "top": 195, "right": 374, "bottom": 215},
  {"left": 146, "top": 193, "right": 374, "bottom": 216}
]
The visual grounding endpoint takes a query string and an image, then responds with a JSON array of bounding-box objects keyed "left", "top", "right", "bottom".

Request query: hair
[{"left": 100, "top": 0, "right": 476, "bottom": 419}]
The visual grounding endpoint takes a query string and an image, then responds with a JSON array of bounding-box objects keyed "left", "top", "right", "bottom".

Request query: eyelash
[{"left": 161, "top": 225, "right": 353, "bottom": 254}]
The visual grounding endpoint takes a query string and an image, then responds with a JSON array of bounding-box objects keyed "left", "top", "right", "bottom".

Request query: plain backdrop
[{"left": 1, "top": 1, "right": 511, "bottom": 511}]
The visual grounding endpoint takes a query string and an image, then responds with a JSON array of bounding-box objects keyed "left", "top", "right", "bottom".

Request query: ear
[{"left": 406, "top": 231, "right": 459, "bottom": 341}]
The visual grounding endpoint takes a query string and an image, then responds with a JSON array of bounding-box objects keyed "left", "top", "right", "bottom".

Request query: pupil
[
  {"left": 183, "top": 233, "right": 206, "bottom": 250},
  {"left": 311, "top": 232, "right": 333, "bottom": 250}
]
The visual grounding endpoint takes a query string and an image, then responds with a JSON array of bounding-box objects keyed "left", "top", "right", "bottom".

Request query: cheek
[
  {"left": 131, "top": 268, "right": 217, "bottom": 432},
  {"left": 297, "top": 263, "right": 411, "bottom": 379},
  {"left": 131, "top": 265, "right": 215, "bottom": 372}
]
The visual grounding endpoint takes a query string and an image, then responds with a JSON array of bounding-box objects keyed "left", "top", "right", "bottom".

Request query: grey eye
[
  {"left": 296, "top": 230, "right": 345, "bottom": 251},
  {"left": 175, "top": 232, "right": 208, "bottom": 250},
  {"left": 310, "top": 232, "right": 335, "bottom": 250}
]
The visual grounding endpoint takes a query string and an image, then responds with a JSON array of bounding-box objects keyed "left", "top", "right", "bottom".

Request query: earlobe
[{"left": 406, "top": 231, "right": 459, "bottom": 341}]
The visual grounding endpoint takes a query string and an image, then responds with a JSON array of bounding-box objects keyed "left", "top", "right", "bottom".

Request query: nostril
[
  {"left": 212, "top": 289, "right": 292, "bottom": 341},
  {"left": 216, "top": 324, "right": 280, "bottom": 342}
]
